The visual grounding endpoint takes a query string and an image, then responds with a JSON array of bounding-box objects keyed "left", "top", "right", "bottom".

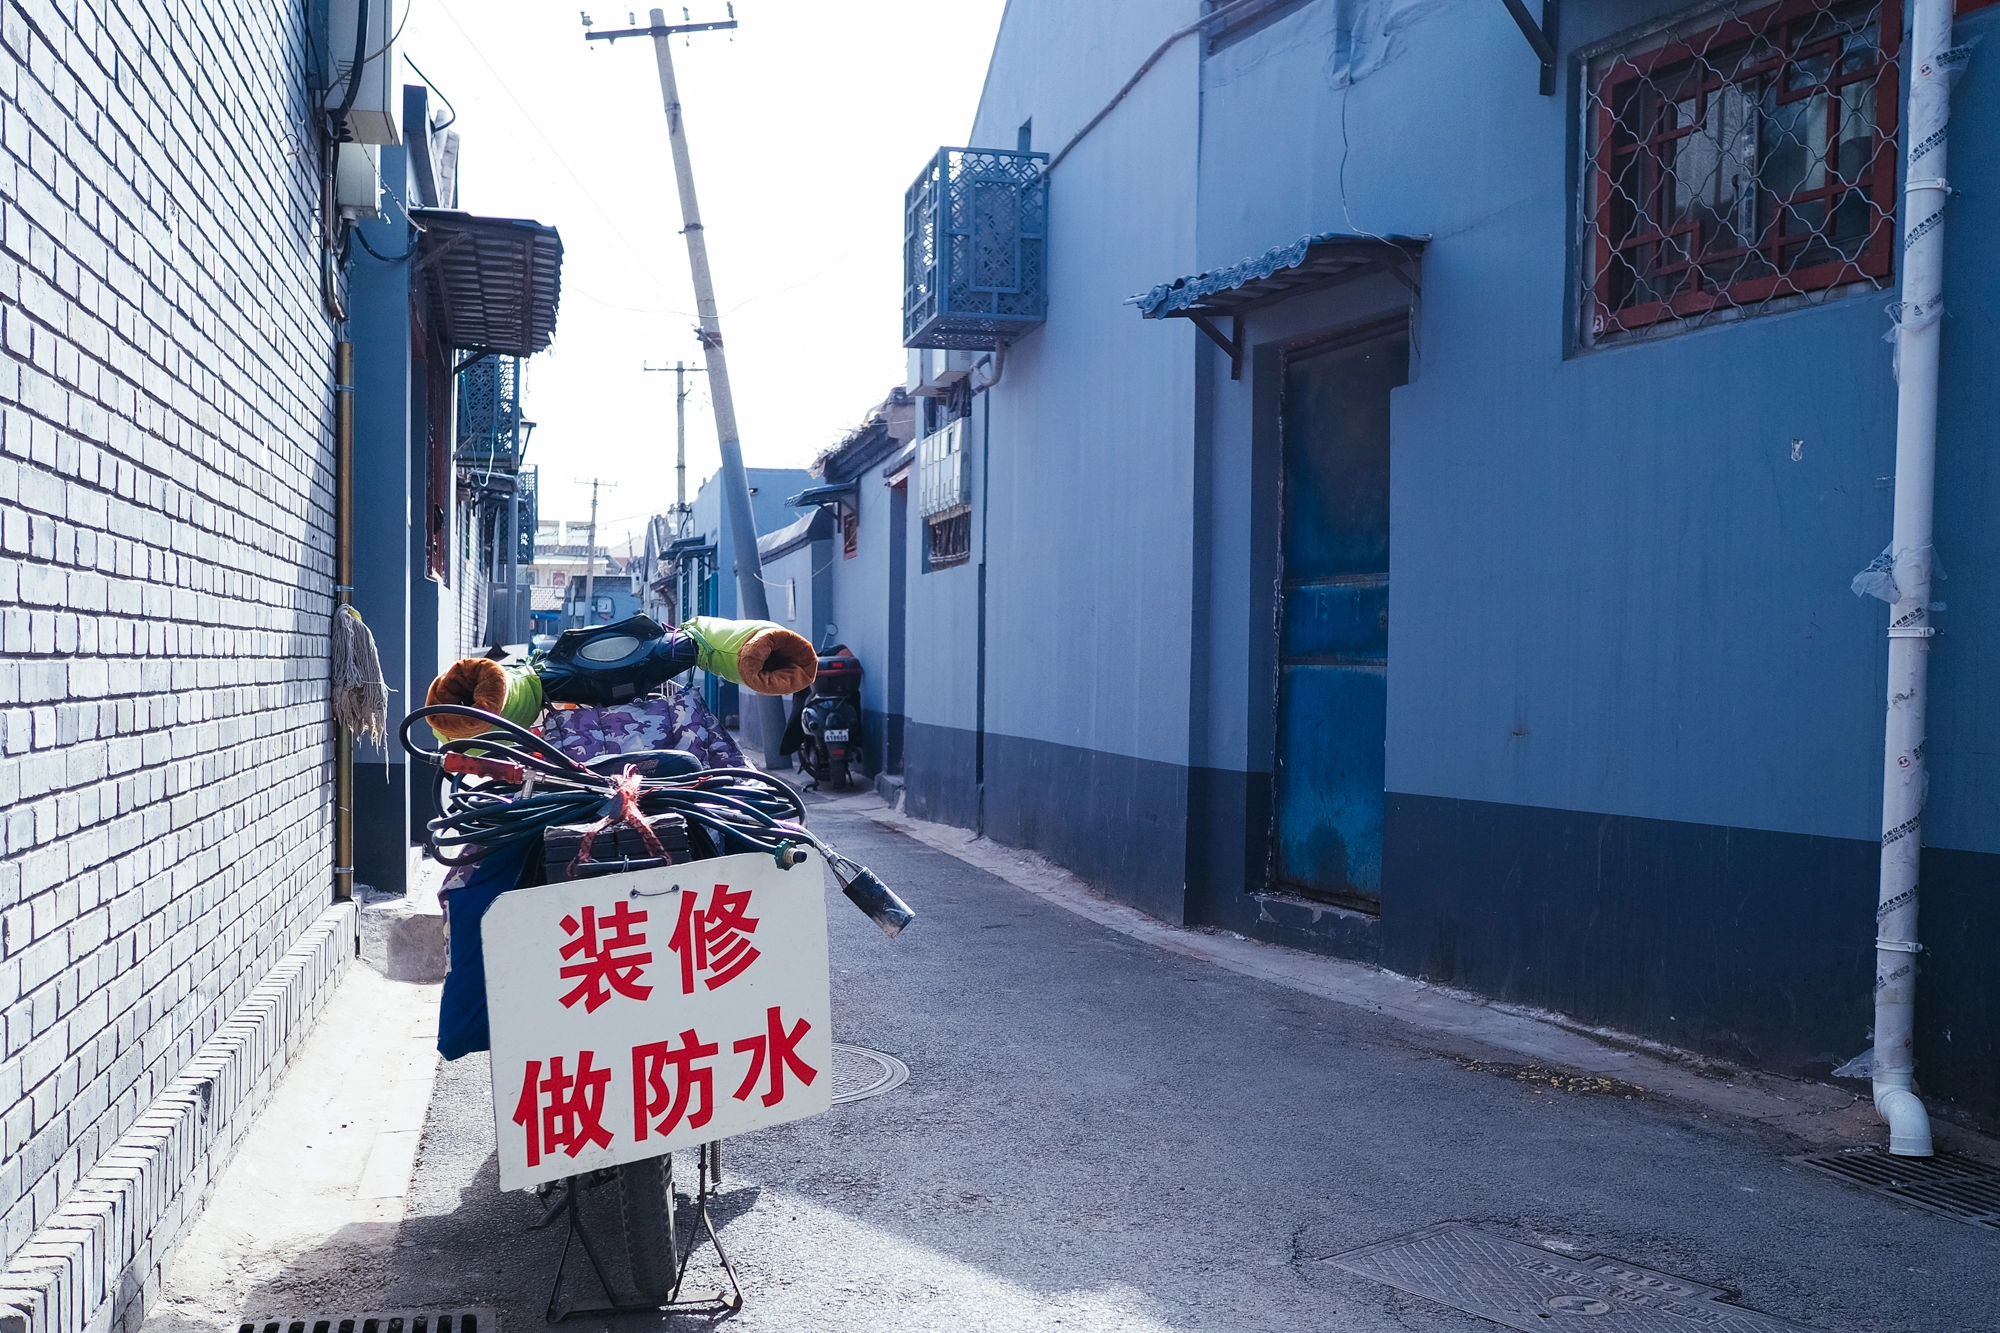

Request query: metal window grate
[
  {"left": 925, "top": 509, "right": 971, "bottom": 569},
  {"left": 1581, "top": 0, "right": 1901, "bottom": 346},
  {"left": 1792, "top": 1147, "right": 2000, "bottom": 1228},
  {"left": 238, "top": 1314, "right": 496, "bottom": 1333}
]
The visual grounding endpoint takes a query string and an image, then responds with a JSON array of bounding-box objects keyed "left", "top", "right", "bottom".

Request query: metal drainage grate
[
  {"left": 239, "top": 1314, "right": 496, "bottom": 1333},
  {"left": 1325, "top": 1224, "right": 1812, "bottom": 1332},
  {"left": 830, "top": 1044, "right": 908, "bottom": 1105},
  {"left": 1793, "top": 1147, "right": 2000, "bottom": 1230}
]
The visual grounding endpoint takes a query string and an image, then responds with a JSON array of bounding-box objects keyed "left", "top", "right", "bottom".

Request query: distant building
[
  {"left": 777, "top": 390, "right": 920, "bottom": 781},
  {"left": 662, "top": 466, "right": 813, "bottom": 723}
]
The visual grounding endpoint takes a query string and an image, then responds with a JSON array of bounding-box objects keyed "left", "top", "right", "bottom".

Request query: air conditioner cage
[
  {"left": 903, "top": 147, "right": 1048, "bottom": 350},
  {"left": 456, "top": 355, "right": 521, "bottom": 468}
]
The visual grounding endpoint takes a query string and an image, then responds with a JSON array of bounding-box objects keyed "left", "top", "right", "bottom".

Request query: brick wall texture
[{"left": 0, "top": 0, "right": 339, "bottom": 1308}]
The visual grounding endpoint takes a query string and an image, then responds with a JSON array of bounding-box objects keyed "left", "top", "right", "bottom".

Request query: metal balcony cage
[
  {"left": 458, "top": 355, "right": 524, "bottom": 471},
  {"left": 904, "top": 147, "right": 1048, "bottom": 350}
]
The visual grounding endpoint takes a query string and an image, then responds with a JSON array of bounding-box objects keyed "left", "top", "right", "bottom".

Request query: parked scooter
[{"left": 789, "top": 638, "right": 864, "bottom": 790}]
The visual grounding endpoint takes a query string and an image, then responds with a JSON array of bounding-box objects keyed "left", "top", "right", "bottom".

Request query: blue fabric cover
[{"left": 437, "top": 839, "right": 535, "bottom": 1061}]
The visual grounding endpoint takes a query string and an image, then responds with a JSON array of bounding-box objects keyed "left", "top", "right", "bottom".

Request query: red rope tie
[{"left": 568, "top": 767, "right": 669, "bottom": 878}]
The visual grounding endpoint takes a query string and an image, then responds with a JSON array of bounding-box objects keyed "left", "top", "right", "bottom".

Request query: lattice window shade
[
  {"left": 1582, "top": 0, "right": 1901, "bottom": 346},
  {"left": 918, "top": 420, "right": 969, "bottom": 520},
  {"left": 904, "top": 147, "right": 1047, "bottom": 349}
]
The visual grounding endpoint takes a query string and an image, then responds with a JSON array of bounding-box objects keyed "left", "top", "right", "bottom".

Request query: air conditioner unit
[
  {"left": 906, "top": 347, "right": 975, "bottom": 399},
  {"left": 324, "top": 0, "right": 401, "bottom": 145}
]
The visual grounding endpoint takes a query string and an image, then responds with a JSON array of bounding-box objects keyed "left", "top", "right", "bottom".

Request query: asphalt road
[{"left": 220, "top": 801, "right": 1999, "bottom": 1332}]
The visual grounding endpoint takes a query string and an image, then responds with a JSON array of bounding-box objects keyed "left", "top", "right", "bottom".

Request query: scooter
[{"left": 793, "top": 644, "right": 864, "bottom": 790}]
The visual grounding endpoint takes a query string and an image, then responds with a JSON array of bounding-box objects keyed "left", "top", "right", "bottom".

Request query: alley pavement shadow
[{"left": 174, "top": 808, "right": 2000, "bottom": 1332}]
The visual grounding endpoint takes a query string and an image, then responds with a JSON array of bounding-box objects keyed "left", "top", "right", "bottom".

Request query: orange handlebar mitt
[
  {"left": 738, "top": 624, "right": 819, "bottom": 695},
  {"left": 425, "top": 658, "right": 545, "bottom": 740},
  {"left": 684, "top": 617, "right": 819, "bottom": 696}
]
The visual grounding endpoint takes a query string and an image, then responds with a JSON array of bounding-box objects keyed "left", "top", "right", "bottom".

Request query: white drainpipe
[{"left": 1871, "top": 0, "right": 1968, "bottom": 1159}]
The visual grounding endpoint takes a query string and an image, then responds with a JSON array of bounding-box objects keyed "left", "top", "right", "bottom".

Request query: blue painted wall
[
  {"left": 903, "top": 0, "right": 1200, "bottom": 881},
  {"left": 912, "top": 0, "right": 2000, "bottom": 1116},
  {"left": 812, "top": 430, "right": 911, "bottom": 778},
  {"left": 348, "top": 144, "right": 417, "bottom": 894},
  {"left": 689, "top": 467, "right": 813, "bottom": 620}
]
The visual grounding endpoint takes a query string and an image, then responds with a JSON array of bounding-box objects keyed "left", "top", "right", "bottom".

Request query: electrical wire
[
  {"left": 334, "top": 0, "right": 371, "bottom": 140},
  {"left": 351, "top": 224, "right": 419, "bottom": 263},
  {"left": 402, "top": 53, "right": 458, "bottom": 132}
]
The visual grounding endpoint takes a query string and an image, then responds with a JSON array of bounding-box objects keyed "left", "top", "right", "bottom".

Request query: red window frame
[{"left": 1588, "top": 0, "right": 1901, "bottom": 338}]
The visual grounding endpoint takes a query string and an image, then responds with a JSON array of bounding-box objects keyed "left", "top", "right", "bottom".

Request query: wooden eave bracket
[
  {"left": 1499, "top": 0, "right": 1559, "bottom": 96},
  {"left": 1178, "top": 311, "right": 1245, "bottom": 379}
]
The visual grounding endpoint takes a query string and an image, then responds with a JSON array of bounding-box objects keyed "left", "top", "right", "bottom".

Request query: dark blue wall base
[
  {"left": 1381, "top": 792, "right": 2000, "bottom": 1124},
  {"left": 904, "top": 720, "right": 981, "bottom": 832},
  {"left": 1186, "top": 766, "right": 1381, "bottom": 961},
  {"left": 982, "top": 732, "right": 1188, "bottom": 923},
  {"left": 862, "top": 707, "right": 890, "bottom": 779},
  {"left": 900, "top": 730, "right": 1998, "bottom": 1123},
  {"left": 354, "top": 761, "right": 409, "bottom": 895},
  {"left": 1910, "top": 847, "right": 2000, "bottom": 1127},
  {"left": 904, "top": 722, "right": 1190, "bottom": 921}
]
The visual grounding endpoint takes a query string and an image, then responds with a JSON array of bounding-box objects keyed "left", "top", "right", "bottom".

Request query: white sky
[{"left": 397, "top": 0, "right": 1007, "bottom": 547}]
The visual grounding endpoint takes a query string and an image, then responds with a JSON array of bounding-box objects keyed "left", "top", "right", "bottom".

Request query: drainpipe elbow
[{"left": 1873, "top": 1079, "right": 1934, "bottom": 1157}]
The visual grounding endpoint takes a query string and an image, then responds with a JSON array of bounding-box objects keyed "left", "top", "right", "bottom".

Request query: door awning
[
  {"left": 410, "top": 209, "right": 564, "bottom": 358},
  {"left": 787, "top": 481, "right": 858, "bottom": 509},
  {"left": 1130, "top": 232, "right": 1425, "bottom": 378}
]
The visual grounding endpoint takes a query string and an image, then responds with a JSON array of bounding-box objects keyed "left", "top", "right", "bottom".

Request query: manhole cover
[
  {"left": 1325, "top": 1224, "right": 1812, "bottom": 1331},
  {"left": 1793, "top": 1147, "right": 2000, "bottom": 1229},
  {"left": 830, "top": 1044, "right": 908, "bottom": 1104}
]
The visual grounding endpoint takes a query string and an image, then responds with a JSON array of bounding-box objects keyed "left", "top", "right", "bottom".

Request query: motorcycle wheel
[
  {"left": 618, "top": 1153, "right": 679, "bottom": 1301},
  {"left": 832, "top": 757, "right": 850, "bottom": 790}
]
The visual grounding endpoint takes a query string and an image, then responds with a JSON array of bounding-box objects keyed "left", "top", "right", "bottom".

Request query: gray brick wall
[{"left": 0, "top": 0, "right": 339, "bottom": 1304}]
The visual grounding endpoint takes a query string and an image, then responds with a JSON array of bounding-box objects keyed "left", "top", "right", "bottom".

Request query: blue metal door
[{"left": 1274, "top": 326, "right": 1407, "bottom": 911}]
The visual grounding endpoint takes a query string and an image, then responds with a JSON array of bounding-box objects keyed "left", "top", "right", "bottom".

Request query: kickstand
[
  {"left": 670, "top": 1141, "right": 744, "bottom": 1309},
  {"left": 542, "top": 1144, "right": 744, "bottom": 1323}
]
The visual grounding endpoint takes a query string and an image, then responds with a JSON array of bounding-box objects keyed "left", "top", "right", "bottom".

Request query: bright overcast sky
[{"left": 398, "top": 0, "right": 1007, "bottom": 546}]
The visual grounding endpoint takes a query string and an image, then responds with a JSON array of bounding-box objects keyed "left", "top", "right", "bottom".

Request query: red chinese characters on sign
[
  {"left": 513, "top": 1052, "right": 615, "bottom": 1168},
  {"left": 632, "top": 1028, "right": 719, "bottom": 1140},
  {"left": 510, "top": 1012, "right": 820, "bottom": 1167},
  {"left": 732, "top": 1005, "right": 818, "bottom": 1108},
  {"left": 558, "top": 901, "right": 654, "bottom": 1011},
  {"left": 668, "top": 884, "right": 761, "bottom": 994}
]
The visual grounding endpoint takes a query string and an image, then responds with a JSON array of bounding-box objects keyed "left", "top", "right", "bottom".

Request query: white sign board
[{"left": 483, "top": 850, "right": 832, "bottom": 1191}]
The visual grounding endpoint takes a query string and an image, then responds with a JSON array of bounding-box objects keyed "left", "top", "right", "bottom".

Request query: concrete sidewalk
[
  {"left": 141, "top": 799, "right": 1998, "bottom": 1332},
  {"left": 141, "top": 966, "right": 443, "bottom": 1333}
]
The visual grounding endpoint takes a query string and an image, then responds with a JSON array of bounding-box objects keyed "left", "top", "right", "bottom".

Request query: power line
[{"left": 428, "top": 0, "right": 690, "bottom": 301}]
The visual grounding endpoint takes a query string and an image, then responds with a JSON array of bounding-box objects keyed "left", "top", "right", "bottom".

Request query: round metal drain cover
[{"left": 829, "top": 1044, "right": 908, "bottom": 1105}]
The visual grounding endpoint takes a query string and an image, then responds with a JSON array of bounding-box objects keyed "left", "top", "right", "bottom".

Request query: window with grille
[
  {"left": 919, "top": 419, "right": 972, "bottom": 570},
  {"left": 925, "top": 511, "right": 971, "bottom": 568},
  {"left": 1582, "top": 0, "right": 1899, "bottom": 346}
]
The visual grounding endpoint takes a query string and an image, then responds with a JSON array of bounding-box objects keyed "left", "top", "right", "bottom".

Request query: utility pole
[
  {"left": 590, "top": 5, "right": 785, "bottom": 764},
  {"left": 577, "top": 478, "right": 614, "bottom": 626},
  {"left": 643, "top": 359, "right": 702, "bottom": 536}
]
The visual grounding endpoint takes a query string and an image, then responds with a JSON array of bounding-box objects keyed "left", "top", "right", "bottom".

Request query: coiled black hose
[{"left": 397, "top": 703, "right": 915, "bottom": 935}]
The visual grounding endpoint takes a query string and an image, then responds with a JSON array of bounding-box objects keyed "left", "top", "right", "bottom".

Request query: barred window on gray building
[
  {"left": 919, "top": 418, "right": 972, "bottom": 569},
  {"left": 1580, "top": 0, "right": 1900, "bottom": 347}
]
